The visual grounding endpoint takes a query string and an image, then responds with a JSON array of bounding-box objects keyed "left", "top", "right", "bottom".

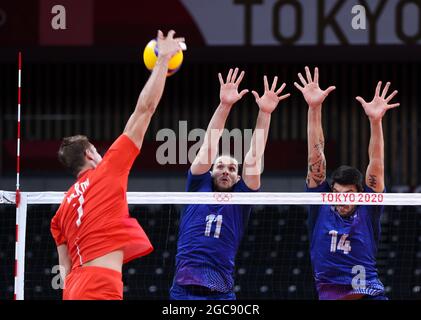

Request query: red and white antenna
[
  {"left": 14, "top": 52, "right": 23, "bottom": 300},
  {"left": 16, "top": 51, "right": 21, "bottom": 208}
]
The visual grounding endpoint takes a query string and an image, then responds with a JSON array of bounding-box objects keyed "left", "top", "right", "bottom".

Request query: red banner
[
  {"left": 39, "top": 0, "right": 93, "bottom": 45},
  {"left": 0, "top": 0, "right": 203, "bottom": 46}
]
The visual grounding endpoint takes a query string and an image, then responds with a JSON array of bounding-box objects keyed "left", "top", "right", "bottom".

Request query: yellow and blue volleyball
[{"left": 143, "top": 39, "right": 183, "bottom": 76}]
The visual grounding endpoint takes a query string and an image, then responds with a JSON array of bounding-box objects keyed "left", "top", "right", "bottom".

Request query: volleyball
[{"left": 143, "top": 39, "right": 184, "bottom": 76}]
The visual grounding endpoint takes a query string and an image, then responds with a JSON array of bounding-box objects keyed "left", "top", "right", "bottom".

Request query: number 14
[{"left": 329, "top": 230, "right": 351, "bottom": 254}]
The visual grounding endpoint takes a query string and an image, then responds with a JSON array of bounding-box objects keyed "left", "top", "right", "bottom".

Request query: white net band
[{"left": 1, "top": 190, "right": 421, "bottom": 206}]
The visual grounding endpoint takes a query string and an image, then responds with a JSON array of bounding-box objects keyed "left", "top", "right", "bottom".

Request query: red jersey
[{"left": 50, "top": 134, "right": 153, "bottom": 269}]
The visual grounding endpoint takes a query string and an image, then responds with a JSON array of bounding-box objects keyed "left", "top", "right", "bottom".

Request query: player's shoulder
[
  {"left": 187, "top": 169, "right": 212, "bottom": 184},
  {"left": 109, "top": 134, "right": 139, "bottom": 152},
  {"left": 234, "top": 177, "right": 259, "bottom": 193},
  {"left": 188, "top": 168, "right": 211, "bottom": 178}
]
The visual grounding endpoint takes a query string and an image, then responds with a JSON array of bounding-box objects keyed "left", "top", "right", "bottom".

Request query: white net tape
[{"left": 1, "top": 191, "right": 421, "bottom": 206}]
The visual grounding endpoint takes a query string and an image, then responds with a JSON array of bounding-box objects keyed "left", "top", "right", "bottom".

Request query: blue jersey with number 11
[{"left": 173, "top": 170, "right": 258, "bottom": 293}]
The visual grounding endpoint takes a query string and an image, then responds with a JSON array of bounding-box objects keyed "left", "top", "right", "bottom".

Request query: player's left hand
[
  {"left": 356, "top": 81, "right": 400, "bottom": 122},
  {"left": 218, "top": 68, "right": 249, "bottom": 106},
  {"left": 252, "top": 76, "right": 290, "bottom": 114}
]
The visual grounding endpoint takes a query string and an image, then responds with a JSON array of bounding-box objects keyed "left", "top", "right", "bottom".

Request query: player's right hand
[{"left": 294, "top": 66, "right": 335, "bottom": 108}]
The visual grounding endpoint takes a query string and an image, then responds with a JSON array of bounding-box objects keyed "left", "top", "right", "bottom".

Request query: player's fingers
[
  {"left": 157, "top": 30, "right": 164, "bottom": 39},
  {"left": 387, "top": 103, "right": 400, "bottom": 109},
  {"left": 314, "top": 67, "right": 319, "bottom": 84},
  {"left": 174, "top": 37, "right": 186, "bottom": 50},
  {"left": 324, "top": 86, "right": 336, "bottom": 95},
  {"left": 179, "top": 42, "right": 187, "bottom": 51},
  {"left": 375, "top": 81, "right": 382, "bottom": 97},
  {"left": 381, "top": 82, "right": 390, "bottom": 98},
  {"left": 276, "top": 83, "right": 286, "bottom": 95},
  {"left": 294, "top": 82, "right": 304, "bottom": 92},
  {"left": 252, "top": 90, "right": 260, "bottom": 102},
  {"left": 298, "top": 73, "right": 307, "bottom": 86},
  {"left": 385, "top": 90, "right": 398, "bottom": 103},
  {"left": 234, "top": 71, "right": 245, "bottom": 86},
  {"left": 239, "top": 89, "right": 249, "bottom": 98},
  {"left": 356, "top": 96, "right": 366, "bottom": 105},
  {"left": 218, "top": 73, "right": 224, "bottom": 85},
  {"left": 226, "top": 68, "right": 233, "bottom": 83},
  {"left": 305, "top": 66, "right": 313, "bottom": 83},
  {"left": 279, "top": 93, "right": 291, "bottom": 100},
  {"left": 231, "top": 68, "right": 239, "bottom": 83},
  {"left": 174, "top": 37, "right": 185, "bottom": 43},
  {"left": 167, "top": 30, "right": 176, "bottom": 39},
  {"left": 264, "top": 75, "right": 269, "bottom": 92},
  {"left": 271, "top": 76, "right": 278, "bottom": 91}
]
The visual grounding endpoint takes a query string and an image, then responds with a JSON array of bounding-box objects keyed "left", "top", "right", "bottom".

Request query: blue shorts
[{"left": 170, "top": 283, "right": 236, "bottom": 300}]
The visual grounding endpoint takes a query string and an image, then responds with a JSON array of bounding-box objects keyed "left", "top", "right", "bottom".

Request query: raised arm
[
  {"left": 242, "top": 76, "right": 290, "bottom": 190},
  {"left": 191, "top": 68, "right": 248, "bottom": 175},
  {"left": 124, "top": 30, "right": 186, "bottom": 149},
  {"left": 294, "top": 67, "right": 335, "bottom": 188},
  {"left": 356, "top": 81, "right": 399, "bottom": 193}
]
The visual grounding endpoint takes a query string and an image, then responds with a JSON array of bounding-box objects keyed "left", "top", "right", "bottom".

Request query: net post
[{"left": 14, "top": 192, "right": 27, "bottom": 300}]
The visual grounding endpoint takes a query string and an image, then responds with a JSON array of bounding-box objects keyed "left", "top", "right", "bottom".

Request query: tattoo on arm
[
  {"left": 368, "top": 174, "right": 377, "bottom": 189},
  {"left": 308, "top": 159, "right": 326, "bottom": 186},
  {"left": 307, "top": 140, "right": 326, "bottom": 186},
  {"left": 314, "top": 141, "right": 325, "bottom": 153}
]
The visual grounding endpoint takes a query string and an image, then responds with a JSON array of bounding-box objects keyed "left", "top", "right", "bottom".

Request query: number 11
[{"left": 205, "top": 214, "right": 223, "bottom": 238}]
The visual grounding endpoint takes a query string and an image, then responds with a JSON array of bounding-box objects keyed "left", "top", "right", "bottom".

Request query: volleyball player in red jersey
[{"left": 50, "top": 30, "right": 186, "bottom": 300}]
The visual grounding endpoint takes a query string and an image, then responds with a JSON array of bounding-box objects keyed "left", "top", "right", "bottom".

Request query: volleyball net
[{"left": 1, "top": 191, "right": 420, "bottom": 300}]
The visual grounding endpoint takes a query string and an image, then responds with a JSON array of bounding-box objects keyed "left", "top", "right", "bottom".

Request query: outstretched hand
[
  {"left": 294, "top": 66, "right": 335, "bottom": 108},
  {"left": 157, "top": 30, "right": 186, "bottom": 60},
  {"left": 356, "top": 81, "right": 399, "bottom": 122},
  {"left": 218, "top": 68, "right": 249, "bottom": 106},
  {"left": 252, "top": 76, "right": 290, "bottom": 114}
]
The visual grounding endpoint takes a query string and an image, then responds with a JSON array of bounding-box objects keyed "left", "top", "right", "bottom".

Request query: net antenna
[{"left": 14, "top": 52, "right": 27, "bottom": 300}]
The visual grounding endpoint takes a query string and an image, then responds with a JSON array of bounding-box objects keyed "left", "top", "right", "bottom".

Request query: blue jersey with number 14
[
  {"left": 173, "top": 170, "right": 258, "bottom": 293},
  {"left": 306, "top": 181, "right": 385, "bottom": 299}
]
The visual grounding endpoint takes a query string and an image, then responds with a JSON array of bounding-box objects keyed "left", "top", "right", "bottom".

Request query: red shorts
[{"left": 63, "top": 266, "right": 123, "bottom": 300}]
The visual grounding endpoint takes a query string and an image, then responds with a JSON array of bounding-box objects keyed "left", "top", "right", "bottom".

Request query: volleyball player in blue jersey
[
  {"left": 295, "top": 66, "right": 399, "bottom": 300},
  {"left": 170, "top": 68, "right": 290, "bottom": 300}
]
